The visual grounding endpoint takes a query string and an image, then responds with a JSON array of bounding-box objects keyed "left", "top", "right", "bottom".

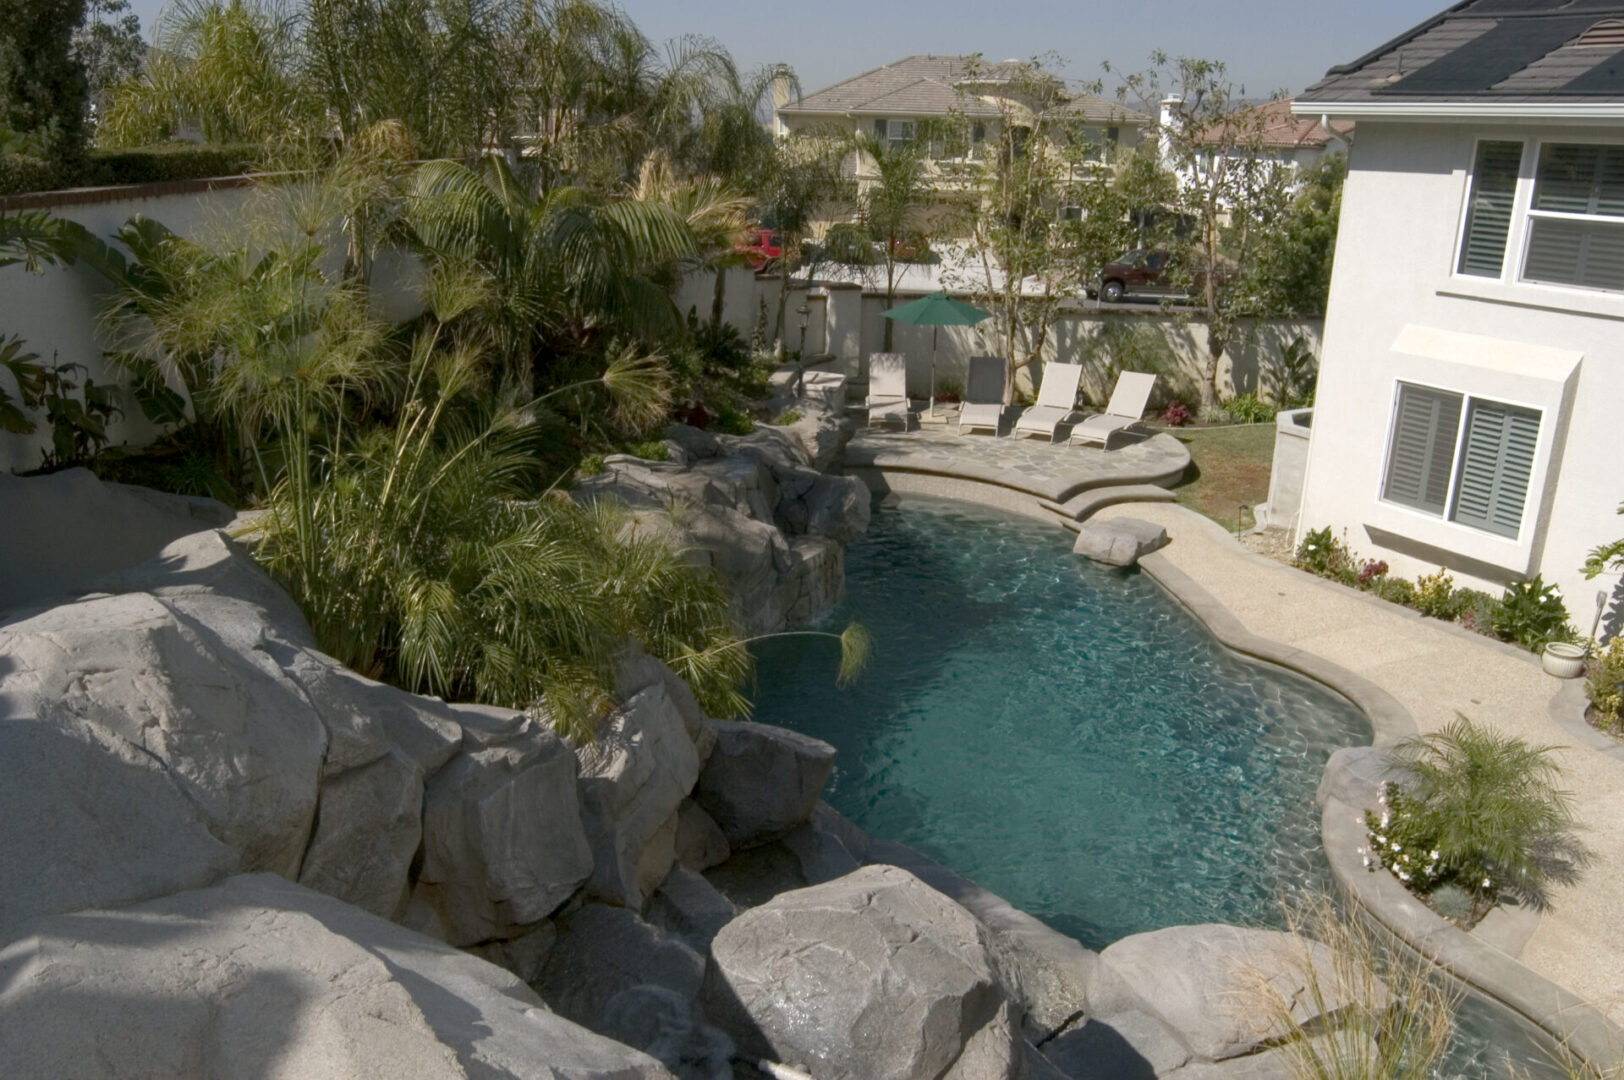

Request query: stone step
[{"left": 1039, "top": 484, "right": 1178, "bottom": 531}]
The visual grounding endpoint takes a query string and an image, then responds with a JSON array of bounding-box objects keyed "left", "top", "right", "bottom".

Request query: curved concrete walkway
[{"left": 1094, "top": 502, "right": 1624, "bottom": 1033}]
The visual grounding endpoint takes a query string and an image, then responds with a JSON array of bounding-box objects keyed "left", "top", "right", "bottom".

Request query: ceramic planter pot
[{"left": 1542, "top": 641, "right": 1587, "bottom": 679}]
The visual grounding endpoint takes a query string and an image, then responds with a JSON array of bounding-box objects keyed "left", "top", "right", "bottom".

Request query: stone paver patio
[{"left": 844, "top": 424, "right": 1190, "bottom": 509}]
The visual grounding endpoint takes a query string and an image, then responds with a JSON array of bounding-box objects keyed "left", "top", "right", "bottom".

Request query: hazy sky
[{"left": 122, "top": 0, "right": 1438, "bottom": 100}]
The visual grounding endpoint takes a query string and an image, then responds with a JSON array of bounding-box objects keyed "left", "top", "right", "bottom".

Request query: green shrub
[
  {"left": 713, "top": 405, "right": 755, "bottom": 435},
  {"left": 1455, "top": 588, "right": 1498, "bottom": 637},
  {"left": 1367, "top": 715, "right": 1588, "bottom": 922},
  {"left": 1374, "top": 576, "right": 1417, "bottom": 607},
  {"left": 1224, "top": 391, "right": 1277, "bottom": 424},
  {"left": 576, "top": 453, "right": 606, "bottom": 477},
  {"left": 0, "top": 152, "right": 66, "bottom": 196},
  {"left": 89, "top": 142, "right": 261, "bottom": 185},
  {"left": 622, "top": 440, "right": 668, "bottom": 462},
  {"left": 1413, "top": 570, "right": 1461, "bottom": 620},
  {"left": 1293, "top": 525, "right": 1355, "bottom": 581},
  {"left": 1586, "top": 636, "right": 1624, "bottom": 734},
  {"left": 774, "top": 408, "right": 803, "bottom": 425},
  {"left": 1490, "top": 574, "right": 1576, "bottom": 651}
]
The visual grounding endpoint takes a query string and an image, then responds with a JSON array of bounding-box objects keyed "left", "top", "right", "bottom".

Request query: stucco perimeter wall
[
  {"left": 0, "top": 180, "right": 426, "bottom": 474},
  {"left": 1297, "top": 121, "right": 1624, "bottom": 630}
]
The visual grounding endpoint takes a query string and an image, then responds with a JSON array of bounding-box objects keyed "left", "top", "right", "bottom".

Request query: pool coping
[
  {"left": 1139, "top": 547, "right": 1624, "bottom": 1070},
  {"left": 847, "top": 463, "right": 1624, "bottom": 1070}
]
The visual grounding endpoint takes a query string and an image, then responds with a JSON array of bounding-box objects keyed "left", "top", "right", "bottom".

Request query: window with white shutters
[
  {"left": 1380, "top": 382, "right": 1542, "bottom": 540},
  {"left": 1450, "top": 400, "right": 1540, "bottom": 538},
  {"left": 1456, "top": 140, "right": 1523, "bottom": 278},
  {"left": 1382, "top": 385, "right": 1462, "bottom": 514},
  {"left": 1521, "top": 142, "right": 1624, "bottom": 290}
]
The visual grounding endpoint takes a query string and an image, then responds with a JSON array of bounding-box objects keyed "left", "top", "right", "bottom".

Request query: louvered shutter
[
  {"left": 1382, "top": 385, "right": 1462, "bottom": 515},
  {"left": 1523, "top": 216, "right": 1624, "bottom": 289},
  {"left": 1523, "top": 143, "right": 1624, "bottom": 288},
  {"left": 1457, "top": 141, "right": 1523, "bottom": 278},
  {"left": 1451, "top": 401, "right": 1540, "bottom": 539}
]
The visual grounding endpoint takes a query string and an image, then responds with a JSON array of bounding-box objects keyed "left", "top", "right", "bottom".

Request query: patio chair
[
  {"left": 1012, "top": 362, "right": 1085, "bottom": 442},
  {"left": 1070, "top": 371, "right": 1158, "bottom": 448},
  {"left": 866, "top": 352, "right": 911, "bottom": 430},
  {"left": 957, "top": 355, "right": 1010, "bottom": 436}
]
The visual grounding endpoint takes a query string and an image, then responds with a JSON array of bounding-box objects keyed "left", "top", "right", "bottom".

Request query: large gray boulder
[
  {"left": 531, "top": 903, "right": 707, "bottom": 1031},
  {"left": 702, "top": 865, "right": 1021, "bottom": 1080},
  {"left": 1070, "top": 518, "right": 1169, "bottom": 567},
  {"left": 647, "top": 864, "right": 738, "bottom": 951},
  {"left": 0, "top": 591, "right": 327, "bottom": 928},
  {"left": 411, "top": 706, "right": 593, "bottom": 945},
  {"left": 0, "top": 873, "right": 677, "bottom": 1080},
  {"left": 1096, "top": 924, "right": 1358, "bottom": 1062},
  {"left": 694, "top": 720, "right": 836, "bottom": 848},
  {"left": 575, "top": 676, "right": 701, "bottom": 908},
  {"left": 0, "top": 468, "right": 233, "bottom": 615}
]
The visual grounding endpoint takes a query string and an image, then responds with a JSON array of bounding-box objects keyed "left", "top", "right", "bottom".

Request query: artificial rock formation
[
  {"left": 575, "top": 404, "right": 870, "bottom": 633},
  {"left": 702, "top": 865, "right": 1023, "bottom": 1080},
  {"left": 0, "top": 874, "right": 676, "bottom": 1080}
]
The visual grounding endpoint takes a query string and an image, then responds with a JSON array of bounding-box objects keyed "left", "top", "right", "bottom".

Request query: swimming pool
[
  {"left": 750, "top": 494, "right": 1567, "bottom": 1077},
  {"left": 751, "top": 495, "right": 1371, "bottom": 947}
]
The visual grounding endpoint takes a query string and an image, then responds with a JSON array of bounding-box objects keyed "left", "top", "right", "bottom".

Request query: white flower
[
  {"left": 1430, "top": 849, "right": 1440, "bottom": 859},
  {"left": 1482, "top": 877, "right": 1492, "bottom": 888},
  {"left": 1397, "top": 870, "right": 1411, "bottom": 881},
  {"left": 1392, "top": 844, "right": 1402, "bottom": 853}
]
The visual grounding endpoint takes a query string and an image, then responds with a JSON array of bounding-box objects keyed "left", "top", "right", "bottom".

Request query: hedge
[{"left": 0, "top": 142, "right": 262, "bottom": 196}]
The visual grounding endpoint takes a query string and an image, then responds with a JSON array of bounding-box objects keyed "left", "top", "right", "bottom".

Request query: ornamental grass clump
[
  {"left": 1244, "top": 893, "right": 1458, "bottom": 1080},
  {"left": 1364, "top": 716, "right": 1589, "bottom": 925}
]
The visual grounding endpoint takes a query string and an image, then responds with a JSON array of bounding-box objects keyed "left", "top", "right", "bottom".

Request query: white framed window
[
  {"left": 1520, "top": 142, "right": 1624, "bottom": 290},
  {"left": 1453, "top": 137, "right": 1624, "bottom": 293},
  {"left": 886, "top": 118, "right": 915, "bottom": 151},
  {"left": 1381, "top": 381, "right": 1541, "bottom": 540}
]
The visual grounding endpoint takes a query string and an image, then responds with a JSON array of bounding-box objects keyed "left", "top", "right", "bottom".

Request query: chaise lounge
[
  {"left": 957, "top": 355, "right": 1010, "bottom": 436},
  {"left": 1070, "top": 371, "right": 1158, "bottom": 449},
  {"left": 1012, "top": 361, "right": 1084, "bottom": 442}
]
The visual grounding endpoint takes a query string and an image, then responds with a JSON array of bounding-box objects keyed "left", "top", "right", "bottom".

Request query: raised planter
[{"left": 1543, "top": 641, "right": 1588, "bottom": 679}]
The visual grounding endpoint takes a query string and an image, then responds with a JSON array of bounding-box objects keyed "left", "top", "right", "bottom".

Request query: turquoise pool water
[
  {"left": 751, "top": 495, "right": 1565, "bottom": 1078},
  {"left": 752, "top": 496, "right": 1370, "bottom": 947}
]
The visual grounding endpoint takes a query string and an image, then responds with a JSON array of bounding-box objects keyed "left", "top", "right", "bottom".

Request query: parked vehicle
[
  {"left": 1089, "top": 248, "right": 1235, "bottom": 303},
  {"left": 1089, "top": 249, "right": 1176, "bottom": 303}
]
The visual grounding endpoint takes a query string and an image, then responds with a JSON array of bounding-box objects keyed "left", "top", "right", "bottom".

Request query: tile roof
[
  {"left": 1300, "top": 0, "right": 1624, "bottom": 104},
  {"left": 1194, "top": 99, "right": 1354, "bottom": 148},
  {"left": 780, "top": 55, "right": 1150, "bottom": 123}
]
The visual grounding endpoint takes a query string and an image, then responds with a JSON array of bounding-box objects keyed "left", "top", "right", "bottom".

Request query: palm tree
[
  {"left": 1391, "top": 715, "right": 1590, "bottom": 917},
  {"left": 403, "top": 154, "right": 697, "bottom": 392},
  {"left": 100, "top": 0, "right": 318, "bottom": 148},
  {"left": 631, "top": 149, "right": 752, "bottom": 328},
  {"left": 854, "top": 131, "right": 929, "bottom": 352}
]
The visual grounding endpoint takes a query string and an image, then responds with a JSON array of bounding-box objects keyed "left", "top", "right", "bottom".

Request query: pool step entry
[{"left": 1039, "top": 485, "right": 1177, "bottom": 532}]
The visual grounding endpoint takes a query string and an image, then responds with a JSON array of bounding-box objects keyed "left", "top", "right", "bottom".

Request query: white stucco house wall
[{"left": 1292, "top": 0, "right": 1624, "bottom": 635}]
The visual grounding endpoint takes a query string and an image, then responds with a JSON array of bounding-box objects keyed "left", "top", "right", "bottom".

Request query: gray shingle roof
[
  {"left": 1301, "top": 0, "right": 1624, "bottom": 104},
  {"left": 780, "top": 55, "right": 1149, "bottom": 124}
]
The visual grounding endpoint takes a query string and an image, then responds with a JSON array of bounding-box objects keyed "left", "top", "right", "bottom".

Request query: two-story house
[
  {"left": 775, "top": 55, "right": 1149, "bottom": 204},
  {"left": 1292, "top": 0, "right": 1624, "bottom": 631}
]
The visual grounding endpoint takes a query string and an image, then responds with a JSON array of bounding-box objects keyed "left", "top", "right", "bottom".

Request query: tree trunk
[
  {"left": 774, "top": 266, "right": 790, "bottom": 358},
  {"left": 1201, "top": 328, "right": 1226, "bottom": 410},
  {"left": 710, "top": 266, "right": 727, "bottom": 331}
]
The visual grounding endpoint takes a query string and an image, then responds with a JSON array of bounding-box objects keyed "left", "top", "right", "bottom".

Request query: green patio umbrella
[{"left": 882, "top": 292, "right": 992, "bottom": 415}]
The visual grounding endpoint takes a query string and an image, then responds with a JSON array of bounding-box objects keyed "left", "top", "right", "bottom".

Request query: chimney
[
  {"left": 771, "top": 73, "right": 797, "bottom": 136},
  {"left": 1159, "top": 95, "right": 1183, "bottom": 170}
]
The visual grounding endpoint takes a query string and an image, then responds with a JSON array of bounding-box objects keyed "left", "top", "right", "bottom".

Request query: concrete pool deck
[{"left": 1093, "top": 501, "right": 1624, "bottom": 1045}]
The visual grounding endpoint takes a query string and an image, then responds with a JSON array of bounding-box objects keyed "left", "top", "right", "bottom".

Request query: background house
[
  {"left": 1175, "top": 98, "right": 1352, "bottom": 192},
  {"left": 774, "top": 55, "right": 1149, "bottom": 224},
  {"left": 1291, "top": 0, "right": 1624, "bottom": 635}
]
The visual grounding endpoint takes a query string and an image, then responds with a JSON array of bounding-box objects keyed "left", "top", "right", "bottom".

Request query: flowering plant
[
  {"left": 1363, "top": 716, "right": 1588, "bottom": 926},
  {"left": 1357, "top": 559, "right": 1389, "bottom": 588},
  {"left": 1162, "top": 401, "right": 1191, "bottom": 427},
  {"left": 1489, "top": 574, "right": 1575, "bottom": 652}
]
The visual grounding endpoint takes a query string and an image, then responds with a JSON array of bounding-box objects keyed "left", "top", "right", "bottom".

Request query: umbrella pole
[{"left": 930, "top": 326, "right": 939, "bottom": 416}]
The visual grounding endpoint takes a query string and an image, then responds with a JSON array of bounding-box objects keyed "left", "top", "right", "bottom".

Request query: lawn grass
[{"left": 1162, "top": 422, "right": 1276, "bottom": 531}]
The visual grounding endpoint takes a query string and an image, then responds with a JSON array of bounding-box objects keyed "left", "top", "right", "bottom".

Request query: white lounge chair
[
  {"left": 957, "top": 355, "right": 1009, "bottom": 436},
  {"left": 1012, "top": 362, "right": 1084, "bottom": 442},
  {"left": 1070, "top": 371, "right": 1158, "bottom": 448},
  {"left": 866, "top": 353, "right": 911, "bottom": 430}
]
